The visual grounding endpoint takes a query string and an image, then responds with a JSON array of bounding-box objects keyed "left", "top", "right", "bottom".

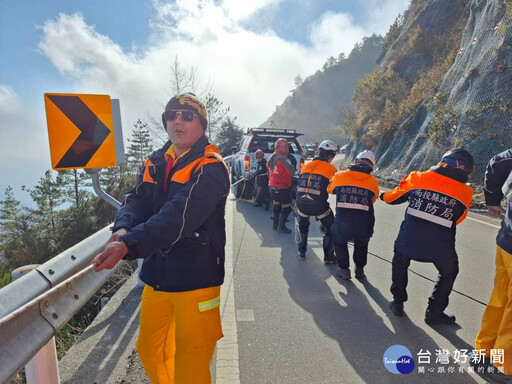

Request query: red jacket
[{"left": 267, "top": 149, "right": 295, "bottom": 189}]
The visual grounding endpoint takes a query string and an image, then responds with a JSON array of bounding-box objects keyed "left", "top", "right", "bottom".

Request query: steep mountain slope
[
  {"left": 351, "top": 0, "right": 511, "bottom": 183},
  {"left": 261, "top": 35, "right": 384, "bottom": 143}
]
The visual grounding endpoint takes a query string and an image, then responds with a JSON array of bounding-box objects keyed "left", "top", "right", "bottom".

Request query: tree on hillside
[
  {"left": 57, "top": 169, "right": 90, "bottom": 207},
  {"left": 24, "top": 171, "right": 64, "bottom": 233},
  {"left": 294, "top": 75, "right": 303, "bottom": 89},
  {"left": 204, "top": 93, "right": 230, "bottom": 142},
  {"left": 216, "top": 117, "right": 244, "bottom": 156},
  {"left": 0, "top": 187, "right": 23, "bottom": 261},
  {"left": 382, "top": 14, "right": 404, "bottom": 52},
  {"left": 127, "top": 119, "right": 154, "bottom": 169}
]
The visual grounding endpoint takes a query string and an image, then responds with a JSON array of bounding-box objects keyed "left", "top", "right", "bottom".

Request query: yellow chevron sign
[{"left": 44, "top": 93, "right": 116, "bottom": 170}]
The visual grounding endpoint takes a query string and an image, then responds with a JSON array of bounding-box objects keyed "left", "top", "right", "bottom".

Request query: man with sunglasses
[{"left": 93, "top": 93, "right": 230, "bottom": 384}]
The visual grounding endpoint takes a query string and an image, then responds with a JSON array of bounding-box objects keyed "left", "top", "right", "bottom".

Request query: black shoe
[
  {"left": 355, "top": 267, "right": 365, "bottom": 279},
  {"left": 252, "top": 202, "right": 262, "bottom": 207},
  {"left": 323, "top": 258, "right": 336, "bottom": 264},
  {"left": 424, "top": 310, "right": 456, "bottom": 325},
  {"left": 277, "top": 226, "right": 292, "bottom": 234},
  {"left": 298, "top": 252, "right": 306, "bottom": 260},
  {"left": 389, "top": 301, "right": 404, "bottom": 316},
  {"left": 337, "top": 267, "right": 351, "bottom": 280}
]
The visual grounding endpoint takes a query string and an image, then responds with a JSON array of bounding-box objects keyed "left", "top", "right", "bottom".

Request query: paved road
[
  {"left": 229, "top": 191, "right": 501, "bottom": 384},
  {"left": 58, "top": 190, "right": 504, "bottom": 384}
]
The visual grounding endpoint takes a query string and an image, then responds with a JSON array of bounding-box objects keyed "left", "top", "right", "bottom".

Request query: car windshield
[{"left": 250, "top": 137, "right": 301, "bottom": 154}]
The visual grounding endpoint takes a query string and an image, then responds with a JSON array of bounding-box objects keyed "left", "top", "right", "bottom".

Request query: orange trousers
[
  {"left": 475, "top": 246, "right": 512, "bottom": 375},
  {"left": 137, "top": 285, "right": 223, "bottom": 384}
]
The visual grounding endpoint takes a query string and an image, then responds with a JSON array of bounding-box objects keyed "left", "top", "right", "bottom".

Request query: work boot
[
  {"left": 298, "top": 234, "right": 307, "bottom": 260},
  {"left": 355, "top": 267, "right": 365, "bottom": 279},
  {"left": 277, "top": 213, "right": 292, "bottom": 234},
  {"left": 272, "top": 214, "right": 279, "bottom": 231},
  {"left": 337, "top": 267, "right": 351, "bottom": 280},
  {"left": 322, "top": 235, "right": 336, "bottom": 264},
  {"left": 389, "top": 300, "right": 404, "bottom": 317},
  {"left": 424, "top": 310, "right": 456, "bottom": 325}
]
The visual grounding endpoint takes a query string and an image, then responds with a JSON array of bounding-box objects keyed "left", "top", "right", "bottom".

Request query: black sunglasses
[{"left": 163, "top": 110, "right": 197, "bottom": 122}]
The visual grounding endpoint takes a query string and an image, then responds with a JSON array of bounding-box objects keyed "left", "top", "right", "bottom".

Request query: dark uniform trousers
[{"left": 391, "top": 244, "right": 459, "bottom": 312}]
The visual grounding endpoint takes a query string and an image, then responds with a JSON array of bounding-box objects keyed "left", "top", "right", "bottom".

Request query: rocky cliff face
[{"left": 368, "top": 0, "right": 511, "bottom": 183}]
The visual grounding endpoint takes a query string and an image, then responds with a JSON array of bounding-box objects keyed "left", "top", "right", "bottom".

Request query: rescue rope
[
  {"left": 293, "top": 205, "right": 301, "bottom": 244},
  {"left": 365, "top": 247, "right": 487, "bottom": 306}
]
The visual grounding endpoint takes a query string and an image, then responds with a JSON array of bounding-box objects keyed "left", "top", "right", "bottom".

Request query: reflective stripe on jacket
[
  {"left": 113, "top": 135, "right": 230, "bottom": 292},
  {"left": 296, "top": 158, "right": 337, "bottom": 215},
  {"left": 381, "top": 167, "right": 473, "bottom": 261}
]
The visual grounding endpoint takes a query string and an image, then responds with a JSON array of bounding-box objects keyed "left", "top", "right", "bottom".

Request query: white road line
[
  {"left": 466, "top": 216, "right": 501, "bottom": 229},
  {"left": 216, "top": 197, "right": 241, "bottom": 384}
]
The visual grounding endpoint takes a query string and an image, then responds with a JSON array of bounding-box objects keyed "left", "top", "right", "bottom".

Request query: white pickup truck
[{"left": 230, "top": 128, "right": 304, "bottom": 198}]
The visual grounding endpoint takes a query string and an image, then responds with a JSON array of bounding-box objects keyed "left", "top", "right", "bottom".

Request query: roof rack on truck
[{"left": 248, "top": 128, "right": 304, "bottom": 138}]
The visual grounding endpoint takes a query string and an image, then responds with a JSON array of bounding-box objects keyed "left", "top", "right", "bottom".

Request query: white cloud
[
  {"left": 309, "top": 12, "right": 366, "bottom": 58},
  {"left": 363, "top": 0, "right": 411, "bottom": 35},
  {"left": 0, "top": 0, "right": 412, "bottom": 201},
  {"left": 34, "top": 0, "right": 409, "bottom": 136},
  {"left": 0, "top": 85, "right": 51, "bottom": 203}
]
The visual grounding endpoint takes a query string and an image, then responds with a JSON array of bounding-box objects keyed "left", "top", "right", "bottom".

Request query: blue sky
[{"left": 0, "top": 0, "right": 409, "bottom": 205}]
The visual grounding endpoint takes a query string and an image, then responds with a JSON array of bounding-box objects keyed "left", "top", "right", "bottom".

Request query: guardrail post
[{"left": 11, "top": 266, "right": 60, "bottom": 384}]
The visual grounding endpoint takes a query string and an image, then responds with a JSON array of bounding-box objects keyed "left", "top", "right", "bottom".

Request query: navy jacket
[
  {"left": 328, "top": 164, "right": 379, "bottom": 242},
  {"left": 381, "top": 166, "right": 473, "bottom": 261},
  {"left": 113, "top": 135, "right": 230, "bottom": 292},
  {"left": 296, "top": 157, "right": 337, "bottom": 216},
  {"left": 484, "top": 149, "right": 512, "bottom": 254}
]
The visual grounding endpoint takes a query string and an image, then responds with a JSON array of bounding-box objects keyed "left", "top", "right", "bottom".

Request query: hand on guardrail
[{"left": 92, "top": 238, "right": 128, "bottom": 271}]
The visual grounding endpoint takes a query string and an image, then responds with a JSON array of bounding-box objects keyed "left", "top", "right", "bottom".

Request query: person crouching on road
[
  {"left": 296, "top": 140, "right": 338, "bottom": 263},
  {"left": 268, "top": 138, "right": 296, "bottom": 233},
  {"left": 252, "top": 149, "right": 270, "bottom": 210},
  {"left": 381, "top": 148, "right": 474, "bottom": 325},
  {"left": 93, "top": 93, "right": 230, "bottom": 384},
  {"left": 327, "top": 150, "right": 379, "bottom": 280}
]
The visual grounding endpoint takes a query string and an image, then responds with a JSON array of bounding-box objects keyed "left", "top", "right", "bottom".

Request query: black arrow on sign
[{"left": 48, "top": 95, "right": 111, "bottom": 168}]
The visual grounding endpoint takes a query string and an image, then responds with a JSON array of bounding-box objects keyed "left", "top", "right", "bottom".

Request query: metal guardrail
[{"left": 0, "top": 224, "right": 121, "bottom": 384}]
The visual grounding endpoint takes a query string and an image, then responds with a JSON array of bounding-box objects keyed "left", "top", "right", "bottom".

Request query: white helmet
[
  {"left": 356, "top": 150, "right": 376, "bottom": 168},
  {"left": 318, "top": 140, "right": 338, "bottom": 152}
]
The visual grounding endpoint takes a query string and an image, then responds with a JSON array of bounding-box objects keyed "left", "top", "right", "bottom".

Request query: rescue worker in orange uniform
[
  {"left": 296, "top": 140, "right": 338, "bottom": 263},
  {"left": 268, "top": 138, "right": 296, "bottom": 233},
  {"left": 473, "top": 148, "right": 512, "bottom": 378},
  {"left": 381, "top": 148, "right": 474, "bottom": 325},
  {"left": 327, "top": 150, "right": 379, "bottom": 279},
  {"left": 93, "top": 93, "right": 230, "bottom": 383}
]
